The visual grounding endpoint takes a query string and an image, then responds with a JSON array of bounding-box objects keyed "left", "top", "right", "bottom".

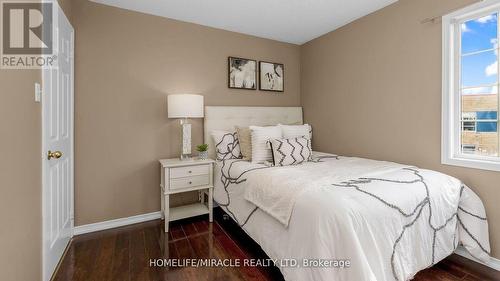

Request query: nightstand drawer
[
  {"left": 170, "top": 164, "right": 209, "bottom": 179},
  {"left": 170, "top": 175, "right": 209, "bottom": 190}
]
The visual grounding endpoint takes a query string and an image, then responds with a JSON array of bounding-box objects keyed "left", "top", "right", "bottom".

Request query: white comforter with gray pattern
[{"left": 217, "top": 153, "right": 491, "bottom": 281}]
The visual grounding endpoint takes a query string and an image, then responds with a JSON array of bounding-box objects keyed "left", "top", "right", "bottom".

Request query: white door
[{"left": 42, "top": 3, "right": 74, "bottom": 281}]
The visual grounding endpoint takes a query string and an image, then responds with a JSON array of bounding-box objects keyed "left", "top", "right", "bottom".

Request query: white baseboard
[
  {"left": 455, "top": 246, "right": 500, "bottom": 271},
  {"left": 73, "top": 211, "right": 162, "bottom": 236}
]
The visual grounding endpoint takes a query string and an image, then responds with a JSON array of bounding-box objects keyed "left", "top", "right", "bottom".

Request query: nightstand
[{"left": 159, "top": 158, "right": 215, "bottom": 232}]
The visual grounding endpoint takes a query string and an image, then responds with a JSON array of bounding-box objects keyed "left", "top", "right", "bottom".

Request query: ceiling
[{"left": 91, "top": 0, "right": 398, "bottom": 45}]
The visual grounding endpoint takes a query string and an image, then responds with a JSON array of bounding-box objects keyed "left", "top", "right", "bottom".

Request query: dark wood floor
[{"left": 54, "top": 208, "right": 500, "bottom": 281}]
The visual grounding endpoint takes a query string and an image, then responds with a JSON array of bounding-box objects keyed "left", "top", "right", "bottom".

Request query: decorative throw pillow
[
  {"left": 249, "top": 125, "right": 282, "bottom": 163},
  {"left": 279, "top": 124, "right": 312, "bottom": 140},
  {"left": 211, "top": 130, "right": 242, "bottom": 160},
  {"left": 235, "top": 126, "right": 252, "bottom": 161},
  {"left": 270, "top": 136, "right": 312, "bottom": 166}
]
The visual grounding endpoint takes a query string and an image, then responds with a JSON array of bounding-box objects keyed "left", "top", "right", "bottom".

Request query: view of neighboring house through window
[{"left": 461, "top": 13, "right": 499, "bottom": 157}]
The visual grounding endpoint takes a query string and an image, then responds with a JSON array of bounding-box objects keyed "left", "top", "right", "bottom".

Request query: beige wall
[
  {"left": 0, "top": 70, "right": 42, "bottom": 281},
  {"left": 301, "top": 0, "right": 500, "bottom": 258},
  {"left": 72, "top": 0, "right": 301, "bottom": 225}
]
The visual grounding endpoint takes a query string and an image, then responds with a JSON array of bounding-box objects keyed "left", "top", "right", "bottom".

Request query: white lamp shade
[{"left": 167, "top": 94, "right": 204, "bottom": 118}]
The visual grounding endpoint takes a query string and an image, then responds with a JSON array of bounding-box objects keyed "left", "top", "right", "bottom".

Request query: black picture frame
[
  {"left": 259, "top": 61, "right": 284, "bottom": 92},
  {"left": 228, "top": 56, "right": 257, "bottom": 90}
]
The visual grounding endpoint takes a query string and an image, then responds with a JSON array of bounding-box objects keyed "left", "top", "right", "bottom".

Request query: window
[
  {"left": 461, "top": 112, "right": 477, "bottom": 131},
  {"left": 461, "top": 111, "right": 498, "bottom": 132},
  {"left": 462, "top": 144, "right": 477, "bottom": 154},
  {"left": 443, "top": 0, "right": 500, "bottom": 171}
]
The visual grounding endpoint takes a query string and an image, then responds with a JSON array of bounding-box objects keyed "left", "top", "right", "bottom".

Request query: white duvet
[{"left": 214, "top": 153, "right": 491, "bottom": 281}]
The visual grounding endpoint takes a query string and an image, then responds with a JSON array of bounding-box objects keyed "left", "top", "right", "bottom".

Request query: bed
[{"left": 204, "top": 106, "right": 491, "bottom": 281}]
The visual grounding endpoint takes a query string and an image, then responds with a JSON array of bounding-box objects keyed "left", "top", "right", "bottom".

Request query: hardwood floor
[{"left": 54, "top": 208, "right": 500, "bottom": 281}]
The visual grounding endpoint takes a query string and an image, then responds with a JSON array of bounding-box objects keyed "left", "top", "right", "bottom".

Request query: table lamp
[{"left": 167, "top": 94, "right": 204, "bottom": 160}]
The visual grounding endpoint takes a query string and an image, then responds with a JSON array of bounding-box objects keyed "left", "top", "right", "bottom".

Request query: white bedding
[
  {"left": 245, "top": 156, "right": 408, "bottom": 226},
  {"left": 213, "top": 152, "right": 491, "bottom": 281}
]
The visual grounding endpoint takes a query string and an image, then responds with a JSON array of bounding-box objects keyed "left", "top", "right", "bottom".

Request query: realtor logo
[{"left": 1, "top": 1, "right": 56, "bottom": 69}]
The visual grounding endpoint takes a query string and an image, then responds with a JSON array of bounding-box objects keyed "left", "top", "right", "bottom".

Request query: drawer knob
[
  {"left": 188, "top": 170, "right": 192, "bottom": 173},
  {"left": 189, "top": 181, "right": 192, "bottom": 184}
]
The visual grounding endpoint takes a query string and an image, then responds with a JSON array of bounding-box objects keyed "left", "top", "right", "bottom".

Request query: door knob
[{"left": 47, "top": 150, "right": 63, "bottom": 160}]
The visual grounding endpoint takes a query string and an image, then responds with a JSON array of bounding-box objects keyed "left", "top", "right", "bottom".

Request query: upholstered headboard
[{"left": 204, "top": 106, "right": 303, "bottom": 159}]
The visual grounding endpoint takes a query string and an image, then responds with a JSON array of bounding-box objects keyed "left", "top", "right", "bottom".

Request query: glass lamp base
[
  {"left": 180, "top": 118, "right": 192, "bottom": 160},
  {"left": 180, "top": 154, "right": 191, "bottom": 161}
]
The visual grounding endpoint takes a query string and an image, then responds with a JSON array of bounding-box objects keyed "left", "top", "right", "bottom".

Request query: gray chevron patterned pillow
[{"left": 269, "top": 136, "right": 312, "bottom": 166}]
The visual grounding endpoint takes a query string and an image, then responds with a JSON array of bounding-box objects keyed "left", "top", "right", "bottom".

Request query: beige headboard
[{"left": 204, "top": 106, "right": 303, "bottom": 159}]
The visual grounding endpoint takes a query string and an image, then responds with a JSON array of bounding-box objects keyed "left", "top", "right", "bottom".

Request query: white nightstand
[{"left": 159, "top": 158, "right": 215, "bottom": 232}]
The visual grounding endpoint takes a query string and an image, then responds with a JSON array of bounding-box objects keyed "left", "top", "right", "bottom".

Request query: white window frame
[{"left": 442, "top": 0, "right": 500, "bottom": 172}]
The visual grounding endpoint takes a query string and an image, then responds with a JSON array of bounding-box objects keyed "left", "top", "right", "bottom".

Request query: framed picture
[
  {"left": 259, "top": 61, "right": 284, "bottom": 92},
  {"left": 228, "top": 57, "right": 257, "bottom": 90}
]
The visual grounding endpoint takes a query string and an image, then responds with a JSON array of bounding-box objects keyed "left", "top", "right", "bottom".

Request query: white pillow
[
  {"left": 279, "top": 124, "right": 312, "bottom": 140},
  {"left": 211, "top": 130, "right": 242, "bottom": 160},
  {"left": 249, "top": 125, "right": 282, "bottom": 163}
]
